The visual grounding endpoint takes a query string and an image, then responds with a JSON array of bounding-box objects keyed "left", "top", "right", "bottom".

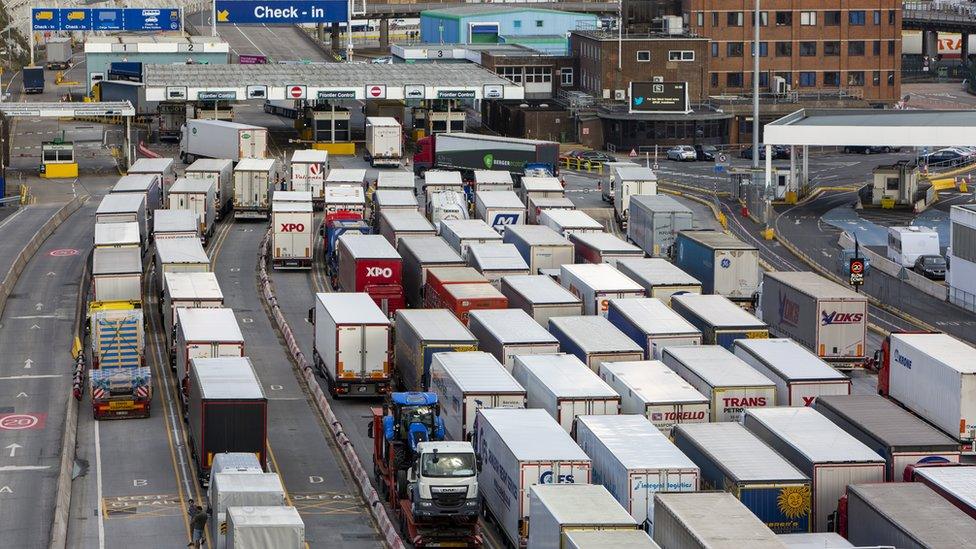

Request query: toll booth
[
  {"left": 365, "top": 100, "right": 406, "bottom": 123},
  {"left": 867, "top": 161, "right": 931, "bottom": 210},
  {"left": 413, "top": 105, "right": 466, "bottom": 138},
  {"left": 189, "top": 101, "right": 234, "bottom": 121},
  {"left": 40, "top": 140, "right": 78, "bottom": 179}
]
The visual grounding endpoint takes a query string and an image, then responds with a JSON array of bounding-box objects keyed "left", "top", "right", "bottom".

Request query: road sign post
[{"left": 849, "top": 257, "right": 865, "bottom": 291}]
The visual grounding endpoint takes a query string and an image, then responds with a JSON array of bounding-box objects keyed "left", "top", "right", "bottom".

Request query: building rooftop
[
  {"left": 423, "top": 5, "right": 596, "bottom": 18},
  {"left": 571, "top": 29, "right": 706, "bottom": 41}
]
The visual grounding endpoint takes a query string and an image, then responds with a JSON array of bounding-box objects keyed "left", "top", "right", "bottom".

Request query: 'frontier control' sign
[{"left": 215, "top": 1, "right": 348, "bottom": 24}]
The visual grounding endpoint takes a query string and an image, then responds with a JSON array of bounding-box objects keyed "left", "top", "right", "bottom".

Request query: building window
[
  {"left": 751, "top": 42, "right": 768, "bottom": 57},
  {"left": 727, "top": 72, "right": 744, "bottom": 87},
  {"left": 873, "top": 41, "right": 881, "bottom": 55},
  {"left": 800, "top": 11, "right": 816, "bottom": 26},
  {"left": 712, "top": 12, "right": 719, "bottom": 27},
  {"left": 824, "top": 11, "right": 841, "bottom": 26},
  {"left": 560, "top": 67, "right": 573, "bottom": 86},
  {"left": 711, "top": 42, "right": 719, "bottom": 57},
  {"left": 849, "top": 41, "right": 865, "bottom": 56},
  {"left": 775, "top": 12, "right": 792, "bottom": 26},
  {"left": 848, "top": 71, "right": 865, "bottom": 86},
  {"left": 498, "top": 66, "right": 523, "bottom": 84},
  {"left": 669, "top": 50, "right": 695, "bottom": 61},
  {"left": 696, "top": 12, "right": 704, "bottom": 27},
  {"left": 849, "top": 11, "right": 866, "bottom": 25},
  {"left": 535, "top": 20, "right": 543, "bottom": 28},
  {"left": 888, "top": 72, "right": 895, "bottom": 85},
  {"left": 872, "top": 71, "right": 881, "bottom": 86},
  {"left": 513, "top": 20, "right": 521, "bottom": 29},
  {"left": 799, "top": 72, "right": 816, "bottom": 87},
  {"left": 888, "top": 41, "right": 895, "bottom": 55},
  {"left": 727, "top": 42, "right": 744, "bottom": 57},
  {"left": 873, "top": 10, "right": 881, "bottom": 25},
  {"left": 799, "top": 42, "right": 817, "bottom": 56},
  {"left": 637, "top": 50, "right": 651, "bottom": 62},
  {"left": 824, "top": 72, "right": 841, "bottom": 86},
  {"left": 711, "top": 72, "right": 719, "bottom": 87},
  {"left": 889, "top": 10, "right": 896, "bottom": 24},
  {"left": 775, "top": 42, "right": 792, "bottom": 57},
  {"left": 727, "top": 12, "right": 743, "bottom": 27},
  {"left": 524, "top": 66, "right": 551, "bottom": 83},
  {"left": 751, "top": 11, "right": 768, "bottom": 26},
  {"left": 824, "top": 41, "right": 841, "bottom": 56},
  {"left": 759, "top": 72, "right": 769, "bottom": 88}
]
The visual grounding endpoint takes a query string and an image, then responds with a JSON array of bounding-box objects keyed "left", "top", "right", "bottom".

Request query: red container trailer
[
  {"left": 431, "top": 282, "right": 508, "bottom": 325},
  {"left": 422, "top": 267, "right": 490, "bottom": 308},
  {"left": 336, "top": 234, "right": 405, "bottom": 316}
]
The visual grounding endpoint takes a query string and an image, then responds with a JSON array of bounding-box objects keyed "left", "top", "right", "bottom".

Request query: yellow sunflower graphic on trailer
[{"left": 778, "top": 484, "right": 812, "bottom": 519}]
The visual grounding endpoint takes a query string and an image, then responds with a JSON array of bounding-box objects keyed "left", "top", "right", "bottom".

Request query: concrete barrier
[{"left": 838, "top": 232, "right": 948, "bottom": 301}]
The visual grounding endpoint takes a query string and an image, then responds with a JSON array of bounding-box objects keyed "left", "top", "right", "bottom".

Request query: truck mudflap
[{"left": 397, "top": 499, "right": 483, "bottom": 548}]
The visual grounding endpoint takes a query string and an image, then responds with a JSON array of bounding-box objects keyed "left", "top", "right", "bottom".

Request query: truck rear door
[
  {"left": 363, "top": 325, "right": 390, "bottom": 380},
  {"left": 337, "top": 325, "right": 364, "bottom": 379}
]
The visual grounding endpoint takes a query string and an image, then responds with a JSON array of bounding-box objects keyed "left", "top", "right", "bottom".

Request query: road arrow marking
[
  {"left": 23, "top": 359, "right": 32, "bottom": 369},
  {"left": 46, "top": 272, "right": 55, "bottom": 277},
  {"left": 16, "top": 393, "right": 27, "bottom": 398},
  {"left": 34, "top": 303, "right": 42, "bottom": 311},
  {"left": 29, "top": 325, "right": 39, "bottom": 330},
  {"left": 6, "top": 443, "right": 21, "bottom": 457}
]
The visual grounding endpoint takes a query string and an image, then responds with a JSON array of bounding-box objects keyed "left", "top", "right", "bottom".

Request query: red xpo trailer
[{"left": 335, "top": 234, "right": 405, "bottom": 316}]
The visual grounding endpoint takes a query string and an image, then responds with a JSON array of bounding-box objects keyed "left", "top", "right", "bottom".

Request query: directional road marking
[
  {"left": 0, "top": 413, "right": 46, "bottom": 430},
  {"left": 102, "top": 494, "right": 183, "bottom": 518},
  {"left": 289, "top": 492, "right": 363, "bottom": 515}
]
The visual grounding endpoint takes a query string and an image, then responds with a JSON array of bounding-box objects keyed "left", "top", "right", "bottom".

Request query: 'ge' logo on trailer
[{"left": 280, "top": 223, "right": 305, "bottom": 232}]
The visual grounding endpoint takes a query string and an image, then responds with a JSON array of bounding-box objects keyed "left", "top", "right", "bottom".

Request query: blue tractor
[{"left": 370, "top": 392, "right": 445, "bottom": 495}]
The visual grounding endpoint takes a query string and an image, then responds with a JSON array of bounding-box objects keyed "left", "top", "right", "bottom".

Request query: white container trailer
[
  {"left": 527, "top": 196, "right": 575, "bottom": 225},
  {"left": 569, "top": 232, "right": 644, "bottom": 267},
  {"left": 673, "top": 230, "right": 760, "bottom": 302},
  {"left": 112, "top": 174, "right": 162, "bottom": 217},
  {"left": 759, "top": 271, "right": 868, "bottom": 367},
  {"left": 845, "top": 482, "right": 976, "bottom": 549},
  {"left": 468, "top": 309, "right": 560, "bottom": 369},
  {"left": 540, "top": 209, "right": 604, "bottom": 236},
  {"left": 612, "top": 166, "right": 657, "bottom": 226},
  {"left": 528, "top": 484, "right": 639, "bottom": 549},
  {"left": 185, "top": 158, "right": 234, "bottom": 219},
  {"left": 887, "top": 225, "right": 940, "bottom": 267},
  {"left": 606, "top": 298, "right": 702, "bottom": 360},
  {"left": 467, "top": 244, "right": 530, "bottom": 286},
  {"left": 378, "top": 210, "right": 436, "bottom": 247},
  {"left": 615, "top": 258, "right": 701, "bottom": 305},
  {"left": 94, "top": 221, "right": 141, "bottom": 250},
  {"left": 312, "top": 293, "right": 392, "bottom": 396},
  {"left": 627, "top": 195, "right": 694, "bottom": 258},
  {"left": 564, "top": 530, "right": 660, "bottom": 549},
  {"left": 574, "top": 415, "right": 699, "bottom": 532},
  {"left": 661, "top": 345, "right": 776, "bottom": 422},
  {"left": 153, "top": 209, "right": 199, "bottom": 241},
  {"left": 174, "top": 307, "right": 245, "bottom": 386},
  {"left": 671, "top": 293, "right": 769, "bottom": 350},
  {"left": 162, "top": 272, "right": 224, "bottom": 349},
  {"left": 272, "top": 191, "right": 313, "bottom": 205},
  {"left": 233, "top": 158, "right": 277, "bottom": 219},
  {"left": 440, "top": 219, "right": 503, "bottom": 259},
  {"left": 226, "top": 506, "right": 304, "bottom": 549},
  {"left": 208, "top": 472, "right": 286, "bottom": 549},
  {"left": 474, "top": 170, "right": 515, "bottom": 193},
  {"left": 91, "top": 247, "right": 142, "bottom": 306},
  {"left": 128, "top": 158, "right": 176, "bottom": 196},
  {"left": 598, "top": 361, "right": 709, "bottom": 435},
  {"left": 271, "top": 200, "right": 313, "bottom": 269},
  {"left": 741, "top": 407, "right": 886, "bottom": 533},
  {"left": 548, "top": 316, "right": 644, "bottom": 372},
  {"left": 503, "top": 224, "right": 574, "bottom": 274},
  {"left": 376, "top": 171, "right": 416, "bottom": 192},
  {"left": 365, "top": 117, "right": 403, "bottom": 168},
  {"left": 168, "top": 177, "right": 216, "bottom": 242},
  {"left": 777, "top": 533, "right": 852, "bottom": 549},
  {"left": 733, "top": 338, "right": 851, "bottom": 407},
  {"left": 326, "top": 168, "right": 368, "bottom": 189},
  {"left": 520, "top": 176, "right": 565, "bottom": 205},
  {"left": 372, "top": 190, "right": 419, "bottom": 219},
  {"left": 652, "top": 492, "right": 786, "bottom": 549},
  {"left": 473, "top": 408, "right": 592, "bottom": 548},
  {"left": 422, "top": 170, "right": 463, "bottom": 200},
  {"left": 323, "top": 186, "right": 366, "bottom": 221},
  {"left": 96, "top": 193, "right": 148, "bottom": 243},
  {"left": 560, "top": 263, "right": 645, "bottom": 316},
  {"left": 475, "top": 190, "right": 526, "bottom": 234},
  {"left": 155, "top": 237, "right": 211, "bottom": 298},
  {"left": 500, "top": 275, "right": 583, "bottom": 327},
  {"left": 513, "top": 354, "right": 620, "bottom": 431},
  {"left": 179, "top": 119, "right": 268, "bottom": 163},
  {"left": 289, "top": 149, "right": 329, "bottom": 203},
  {"left": 429, "top": 351, "right": 526, "bottom": 441}
]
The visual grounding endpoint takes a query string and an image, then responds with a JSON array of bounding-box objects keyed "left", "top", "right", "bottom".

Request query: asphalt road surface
[{"left": 190, "top": 12, "right": 330, "bottom": 63}]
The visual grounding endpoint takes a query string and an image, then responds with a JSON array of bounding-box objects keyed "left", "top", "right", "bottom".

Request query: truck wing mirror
[
  {"left": 307, "top": 307, "right": 314, "bottom": 325},
  {"left": 476, "top": 455, "right": 483, "bottom": 472},
  {"left": 366, "top": 421, "right": 374, "bottom": 438}
]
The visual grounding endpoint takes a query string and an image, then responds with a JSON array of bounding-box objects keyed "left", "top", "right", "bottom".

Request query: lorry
[
  {"left": 473, "top": 170, "right": 514, "bottom": 194},
  {"left": 89, "top": 307, "right": 152, "bottom": 420},
  {"left": 673, "top": 230, "right": 760, "bottom": 303},
  {"left": 375, "top": 171, "right": 416, "bottom": 192},
  {"left": 310, "top": 293, "right": 392, "bottom": 397},
  {"left": 527, "top": 484, "right": 640, "bottom": 548},
  {"left": 562, "top": 531, "right": 659, "bottom": 548},
  {"left": 111, "top": 174, "right": 162, "bottom": 219},
  {"left": 503, "top": 225, "right": 575, "bottom": 275},
  {"left": 652, "top": 492, "right": 786, "bottom": 549},
  {"left": 185, "top": 158, "right": 234, "bottom": 220},
  {"left": 168, "top": 178, "right": 216, "bottom": 243},
  {"left": 96, "top": 193, "right": 148, "bottom": 244},
  {"left": 560, "top": 263, "right": 645, "bottom": 317},
  {"left": 325, "top": 168, "right": 367, "bottom": 189},
  {"left": 733, "top": 339, "right": 851, "bottom": 407},
  {"left": 226, "top": 506, "right": 305, "bottom": 548},
  {"left": 179, "top": 119, "right": 268, "bottom": 163},
  {"left": 158, "top": 102, "right": 187, "bottom": 142},
  {"left": 520, "top": 176, "right": 565, "bottom": 205},
  {"left": 759, "top": 271, "right": 869, "bottom": 368},
  {"left": 91, "top": 247, "right": 143, "bottom": 310},
  {"left": 271, "top": 200, "right": 313, "bottom": 270},
  {"left": 334, "top": 234, "right": 404, "bottom": 315},
  {"left": 548, "top": 316, "right": 644, "bottom": 372},
  {"left": 574, "top": 415, "right": 699, "bottom": 534},
  {"left": 607, "top": 298, "right": 702, "bottom": 359},
  {"left": 162, "top": 272, "right": 223, "bottom": 350},
  {"left": 365, "top": 117, "right": 403, "bottom": 167},
  {"left": 430, "top": 352, "right": 526, "bottom": 441},
  {"left": 569, "top": 232, "right": 645, "bottom": 267},
  {"left": 155, "top": 237, "right": 210, "bottom": 299},
  {"left": 394, "top": 309, "right": 478, "bottom": 391},
  {"left": 208, "top": 470, "right": 287, "bottom": 549},
  {"left": 626, "top": 195, "right": 693, "bottom": 258},
  {"left": 598, "top": 361, "right": 708, "bottom": 435},
  {"left": 94, "top": 221, "right": 141, "bottom": 251},
  {"left": 512, "top": 354, "right": 620, "bottom": 431},
  {"left": 467, "top": 309, "right": 560, "bottom": 369},
  {"left": 440, "top": 219, "right": 503, "bottom": 259},
  {"left": 323, "top": 216, "right": 371, "bottom": 259},
  {"left": 324, "top": 186, "right": 366, "bottom": 222},
  {"left": 422, "top": 170, "right": 462, "bottom": 199},
  {"left": 378, "top": 210, "right": 436, "bottom": 248},
  {"left": 813, "top": 395, "right": 961, "bottom": 481},
  {"left": 876, "top": 332, "right": 976, "bottom": 452},
  {"left": 841, "top": 482, "right": 976, "bottom": 547},
  {"left": 671, "top": 294, "right": 768, "bottom": 350},
  {"left": 467, "top": 244, "right": 530, "bottom": 286},
  {"left": 741, "top": 407, "right": 886, "bottom": 532},
  {"left": 611, "top": 165, "right": 657, "bottom": 227},
  {"left": 413, "top": 133, "right": 560, "bottom": 177},
  {"left": 427, "top": 190, "right": 469, "bottom": 230},
  {"left": 672, "top": 422, "right": 811, "bottom": 534},
  {"left": 527, "top": 196, "right": 575, "bottom": 225},
  {"left": 289, "top": 149, "right": 329, "bottom": 204},
  {"left": 474, "top": 191, "right": 526, "bottom": 234},
  {"left": 909, "top": 465, "right": 976, "bottom": 518},
  {"left": 397, "top": 237, "right": 466, "bottom": 308},
  {"left": 153, "top": 209, "right": 199, "bottom": 241},
  {"left": 45, "top": 37, "right": 72, "bottom": 70},
  {"left": 472, "top": 408, "right": 591, "bottom": 548},
  {"left": 615, "top": 258, "right": 701, "bottom": 305},
  {"left": 22, "top": 67, "right": 44, "bottom": 94},
  {"left": 372, "top": 190, "right": 419, "bottom": 223},
  {"left": 233, "top": 158, "right": 277, "bottom": 219},
  {"left": 661, "top": 345, "right": 777, "bottom": 422},
  {"left": 127, "top": 158, "right": 176, "bottom": 197},
  {"left": 173, "top": 307, "right": 245, "bottom": 391},
  {"left": 499, "top": 275, "right": 583, "bottom": 328},
  {"left": 427, "top": 282, "right": 508, "bottom": 325},
  {"left": 187, "top": 357, "right": 267, "bottom": 484},
  {"left": 540, "top": 209, "right": 604, "bottom": 237}
]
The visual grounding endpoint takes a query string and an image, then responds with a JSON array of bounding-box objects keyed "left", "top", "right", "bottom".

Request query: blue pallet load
[{"left": 89, "top": 308, "right": 151, "bottom": 419}]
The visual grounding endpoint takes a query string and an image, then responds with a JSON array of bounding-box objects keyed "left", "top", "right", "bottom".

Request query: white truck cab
[{"left": 408, "top": 441, "right": 480, "bottom": 520}]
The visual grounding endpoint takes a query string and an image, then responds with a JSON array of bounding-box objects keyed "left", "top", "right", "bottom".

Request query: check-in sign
[{"left": 215, "top": 0, "right": 348, "bottom": 24}]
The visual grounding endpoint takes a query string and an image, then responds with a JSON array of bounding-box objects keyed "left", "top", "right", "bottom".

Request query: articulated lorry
[
  {"left": 89, "top": 307, "right": 152, "bottom": 420},
  {"left": 413, "top": 133, "right": 559, "bottom": 177},
  {"left": 180, "top": 119, "right": 268, "bottom": 163}
]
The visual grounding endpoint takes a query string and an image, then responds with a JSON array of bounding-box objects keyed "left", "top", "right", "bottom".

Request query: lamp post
[{"left": 752, "top": 0, "right": 760, "bottom": 171}]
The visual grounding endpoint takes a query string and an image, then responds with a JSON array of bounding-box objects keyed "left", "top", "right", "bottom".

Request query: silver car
[{"left": 667, "top": 145, "right": 697, "bottom": 161}]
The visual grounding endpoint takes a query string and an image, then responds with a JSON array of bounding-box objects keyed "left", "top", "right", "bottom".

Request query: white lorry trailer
[
  {"left": 467, "top": 309, "right": 560, "bottom": 369},
  {"left": 185, "top": 158, "right": 234, "bottom": 220},
  {"left": 233, "top": 158, "right": 277, "bottom": 219},
  {"left": 289, "top": 149, "right": 329, "bottom": 203},
  {"left": 512, "top": 354, "right": 620, "bottom": 431},
  {"left": 173, "top": 308, "right": 245, "bottom": 396},
  {"left": 311, "top": 293, "right": 392, "bottom": 397},
  {"left": 271, "top": 200, "right": 313, "bottom": 269},
  {"left": 155, "top": 237, "right": 210, "bottom": 298},
  {"left": 167, "top": 177, "right": 216, "bottom": 243},
  {"left": 440, "top": 219, "right": 503, "bottom": 259},
  {"left": 500, "top": 274, "right": 583, "bottom": 328},
  {"left": 611, "top": 165, "right": 657, "bottom": 227},
  {"left": 365, "top": 117, "right": 402, "bottom": 168},
  {"left": 503, "top": 224, "right": 574, "bottom": 274},
  {"left": 180, "top": 119, "right": 268, "bottom": 163},
  {"left": 733, "top": 338, "right": 851, "bottom": 407},
  {"left": 615, "top": 257, "right": 701, "bottom": 305},
  {"left": 598, "top": 361, "right": 709, "bottom": 435},
  {"left": 429, "top": 351, "right": 526, "bottom": 441},
  {"left": 162, "top": 272, "right": 224, "bottom": 349},
  {"left": 560, "top": 263, "right": 645, "bottom": 316},
  {"left": 475, "top": 190, "right": 526, "bottom": 234},
  {"left": 527, "top": 484, "right": 640, "bottom": 549}
]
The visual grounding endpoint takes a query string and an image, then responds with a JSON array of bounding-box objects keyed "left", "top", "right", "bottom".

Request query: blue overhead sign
[
  {"left": 215, "top": 0, "right": 348, "bottom": 24},
  {"left": 32, "top": 8, "right": 180, "bottom": 31}
]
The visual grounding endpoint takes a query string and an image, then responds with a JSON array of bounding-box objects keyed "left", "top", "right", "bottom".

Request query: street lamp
[{"left": 752, "top": 0, "right": 760, "bottom": 171}]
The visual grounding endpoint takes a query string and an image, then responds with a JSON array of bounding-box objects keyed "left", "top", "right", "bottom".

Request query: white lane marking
[
  {"left": 96, "top": 421, "right": 105, "bottom": 549},
  {"left": 235, "top": 24, "right": 267, "bottom": 57},
  {"left": 0, "top": 465, "right": 51, "bottom": 471},
  {"left": 0, "top": 207, "right": 26, "bottom": 232},
  {"left": 0, "top": 374, "right": 62, "bottom": 381}
]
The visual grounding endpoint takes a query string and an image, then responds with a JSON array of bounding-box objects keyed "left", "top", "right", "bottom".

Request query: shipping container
[
  {"left": 467, "top": 243, "right": 531, "bottom": 286},
  {"left": 394, "top": 309, "right": 478, "bottom": 390},
  {"left": 813, "top": 395, "right": 960, "bottom": 481},
  {"left": 422, "top": 170, "right": 463, "bottom": 200},
  {"left": 673, "top": 230, "right": 759, "bottom": 301},
  {"left": 271, "top": 200, "right": 313, "bottom": 269},
  {"left": 430, "top": 351, "right": 526, "bottom": 441},
  {"left": 661, "top": 346, "right": 776, "bottom": 422},
  {"left": 504, "top": 224, "right": 575, "bottom": 274},
  {"left": 500, "top": 275, "right": 583, "bottom": 327},
  {"left": 468, "top": 309, "right": 560, "bottom": 369},
  {"left": 540, "top": 209, "right": 604, "bottom": 236},
  {"left": 473, "top": 408, "right": 592, "bottom": 548},
  {"left": 475, "top": 190, "right": 526, "bottom": 234},
  {"left": 326, "top": 168, "right": 368, "bottom": 189},
  {"left": 575, "top": 415, "right": 699, "bottom": 533},
  {"left": 378, "top": 209, "right": 437, "bottom": 247},
  {"left": 911, "top": 465, "right": 976, "bottom": 519},
  {"left": 549, "top": 316, "right": 644, "bottom": 371},
  {"left": 672, "top": 422, "right": 812, "bottom": 534},
  {"left": 128, "top": 158, "right": 176, "bottom": 194},
  {"left": 440, "top": 219, "right": 503, "bottom": 259},
  {"left": 180, "top": 120, "right": 268, "bottom": 163},
  {"left": 513, "top": 354, "right": 620, "bottom": 431},
  {"left": 96, "top": 193, "right": 148, "bottom": 243},
  {"left": 155, "top": 237, "right": 210, "bottom": 299},
  {"left": 335, "top": 234, "right": 404, "bottom": 315},
  {"left": 187, "top": 357, "right": 267, "bottom": 483},
  {"left": 112, "top": 174, "right": 162, "bottom": 219},
  {"left": 365, "top": 117, "right": 402, "bottom": 168},
  {"left": 375, "top": 171, "right": 416, "bottom": 192},
  {"left": 397, "top": 237, "right": 466, "bottom": 307},
  {"left": 226, "top": 506, "right": 304, "bottom": 548},
  {"left": 671, "top": 294, "right": 768, "bottom": 349},
  {"left": 845, "top": 482, "right": 976, "bottom": 548},
  {"left": 652, "top": 492, "right": 786, "bottom": 549},
  {"left": 323, "top": 186, "right": 366, "bottom": 222},
  {"left": 520, "top": 176, "right": 565, "bottom": 205},
  {"left": 153, "top": 209, "right": 199, "bottom": 240},
  {"left": 312, "top": 293, "right": 392, "bottom": 397},
  {"left": 174, "top": 308, "right": 245, "bottom": 390},
  {"left": 185, "top": 158, "right": 234, "bottom": 219},
  {"left": 599, "top": 361, "right": 709, "bottom": 435},
  {"left": 168, "top": 177, "right": 216, "bottom": 242},
  {"left": 94, "top": 221, "right": 141, "bottom": 250},
  {"left": 288, "top": 149, "right": 329, "bottom": 202},
  {"left": 570, "top": 232, "right": 644, "bottom": 267},
  {"left": 607, "top": 298, "right": 702, "bottom": 359},
  {"left": 233, "top": 158, "right": 277, "bottom": 219},
  {"left": 162, "top": 272, "right": 223, "bottom": 350},
  {"left": 612, "top": 166, "right": 657, "bottom": 226},
  {"left": 527, "top": 196, "right": 575, "bottom": 225},
  {"left": 91, "top": 247, "right": 142, "bottom": 307},
  {"left": 615, "top": 258, "right": 701, "bottom": 305},
  {"left": 208, "top": 472, "right": 286, "bottom": 549},
  {"left": 561, "top": 263, "right": 645, "bottom": 316},
  {"left": 733, "top": 339, "right": 851, "bottom": 407},
  {"left": 430, "top": 282, "right": 508, "bottom": 325},
  {"left": 528, "top": 484, "right": 639, "bottom": 549},
  {"left": 741, "top": 407, "right": 886, "bottom": 532},
  {"left": 563, "top": 530, "right": 660, "bottom": 549},
  {"left": 473, "top": 170, "right": 515, "bottom": 193},
  {"left": 627, "top": 195, "right": 694, "bottom": 258},
  {"left": 372, "top": 190, "right": 419, "bottom": 220}
]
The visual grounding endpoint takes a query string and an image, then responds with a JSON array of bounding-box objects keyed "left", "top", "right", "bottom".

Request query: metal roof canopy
[
  {"left": 143, "top": 64, "right": 523, "bottom": 101},
  {"left": 764, "top": 108, "right": 976, "bottom": 147},
  {"left": 0, "top": 101, "right": 135, "bottom": 117}
]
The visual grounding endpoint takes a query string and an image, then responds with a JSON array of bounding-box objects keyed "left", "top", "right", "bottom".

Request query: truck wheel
[{"left": 396, "top": 469, "right": 408, "bottom": 500}]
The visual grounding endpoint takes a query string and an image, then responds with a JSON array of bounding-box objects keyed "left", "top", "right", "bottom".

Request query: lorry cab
[
  {"left": 408, "top": 441, "right": 481, "bottom": 520},
  {"left": 874, "top": 330, "right": 932, "bottom": 395}
]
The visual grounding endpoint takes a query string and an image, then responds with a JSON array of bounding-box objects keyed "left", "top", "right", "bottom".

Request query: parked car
[
  {"left": 740, "top": 145, "right": 790, "bottom": 160},
  {"left": 666, "top": 145, "right": 697, "bottom": 161},
  {"left": 925, "top": 148, "right": 967, "bottom": 167},
  {"left": 577, "top": 151, "right": 617, "bottom": 164},
  {"left": 842, "top": 145, "right": 902, "bottom": 154},
  {"left": 913, "top": 254, "right": 947, "bottom": 280},
  {"left": 694, "top": 144, "right": 717, "bottom": 161}
]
